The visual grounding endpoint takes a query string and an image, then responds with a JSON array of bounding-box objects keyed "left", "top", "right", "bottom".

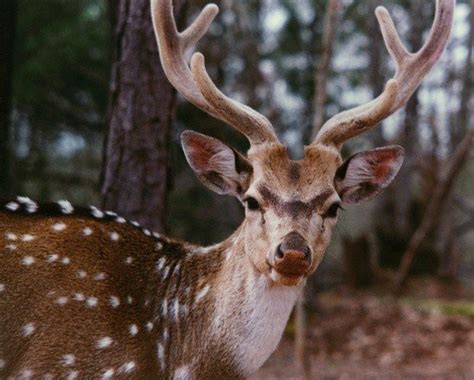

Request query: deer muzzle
[{"left": 271, "top": 232, "right": 312, "bottom": 278}]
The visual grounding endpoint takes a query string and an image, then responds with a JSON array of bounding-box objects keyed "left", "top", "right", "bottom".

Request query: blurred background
[{"left": 0, "top": 0, "right": 473, "bottom": 378}]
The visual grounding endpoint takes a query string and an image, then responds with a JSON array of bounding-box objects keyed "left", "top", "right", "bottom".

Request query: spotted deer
[{"left": 0, "top": 0, "right": 454, "bottom": 378}]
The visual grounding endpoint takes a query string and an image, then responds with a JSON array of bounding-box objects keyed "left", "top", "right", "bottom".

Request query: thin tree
[
  {"left": 296, "top": 1, "right": 340, "bottom": 377},
  {"left": 101, "top": 0, "right": 186, "bottom": 232}
]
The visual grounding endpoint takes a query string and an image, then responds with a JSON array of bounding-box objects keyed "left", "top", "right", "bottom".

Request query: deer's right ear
[{"left": 181, "top": 131, "right": 253, "bottom": 196}]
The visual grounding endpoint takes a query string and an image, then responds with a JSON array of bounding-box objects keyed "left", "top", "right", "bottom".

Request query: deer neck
[{"left": 151, "top": 223, "right": 302, "bottom": 377}]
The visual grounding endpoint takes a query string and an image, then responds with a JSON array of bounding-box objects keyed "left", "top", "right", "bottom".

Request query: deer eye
[
  {"left": 244, "top": 197, "right": 260, "bottom": 211},
  {"left": 323, "top": 202, "right": 342, "bottom": 219}
]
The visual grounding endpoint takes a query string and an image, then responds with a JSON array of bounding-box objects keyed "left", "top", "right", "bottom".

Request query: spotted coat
[{"left": 0, "top": 197, "right": 300, "bottom": 379}]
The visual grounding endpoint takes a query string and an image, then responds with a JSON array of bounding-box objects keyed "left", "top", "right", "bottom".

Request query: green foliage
[{"left": 14, "top": 0, "right": 108, "bottom": 133}]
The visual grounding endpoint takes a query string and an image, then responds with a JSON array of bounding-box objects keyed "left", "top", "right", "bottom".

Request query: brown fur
[{"left": 0, "top": 207, "right": 247, "bottom": 379}]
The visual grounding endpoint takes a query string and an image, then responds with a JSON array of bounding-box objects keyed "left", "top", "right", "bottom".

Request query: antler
[
  {"left": 151, "top": 0, "right": 278, "bottom": 146},
  {"left": 314, "top": 0, "right": 455, "bottom": 149}
]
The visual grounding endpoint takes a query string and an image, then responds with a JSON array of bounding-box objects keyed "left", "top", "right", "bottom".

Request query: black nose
[{"left": 275, "top": 232, "right": 311, "bottom": 264}]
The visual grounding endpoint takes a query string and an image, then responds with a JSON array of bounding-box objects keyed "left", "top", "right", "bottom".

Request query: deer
[{"left": 0, "top": 0, "right": 454, "bottom": 378}]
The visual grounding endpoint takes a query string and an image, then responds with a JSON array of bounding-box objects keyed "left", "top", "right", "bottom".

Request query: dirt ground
[{"left": 252, "top": 282, "right": 474, "bottom": 379}]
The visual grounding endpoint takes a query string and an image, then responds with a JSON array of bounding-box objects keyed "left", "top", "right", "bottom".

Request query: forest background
[{"left": 1, "top": 0, "right": 473, "bottom": 377}]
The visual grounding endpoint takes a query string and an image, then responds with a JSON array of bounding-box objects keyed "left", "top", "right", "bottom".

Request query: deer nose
[{"left": 273, "top": 232, "right": 312, "bottom": 276}]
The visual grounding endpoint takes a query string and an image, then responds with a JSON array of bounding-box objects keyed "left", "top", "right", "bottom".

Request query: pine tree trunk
[
  {"left": 101, "top": 0, "right": 186, "bottom": 233},
  {"left": 0, "top": 0, "right": 17, "bottom": 197}
]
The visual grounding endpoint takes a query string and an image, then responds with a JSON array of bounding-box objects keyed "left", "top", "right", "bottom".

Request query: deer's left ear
[
  {"left": 181, "top": 130, "right": 253, "bottom": 196},
  {"left": 335, "top": 146, "right": 405, "bottom": 204}
]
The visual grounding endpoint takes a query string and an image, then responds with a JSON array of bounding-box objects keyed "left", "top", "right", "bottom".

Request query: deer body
[
  {"left": 0, "top": 199, "right": 300, "bottom": 379},
  {"left": 0, "top": 0, "right": 454, "bottom": 378}
]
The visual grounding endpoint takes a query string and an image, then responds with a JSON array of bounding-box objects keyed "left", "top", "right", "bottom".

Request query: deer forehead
[{"left": 247, "top": 144, "right": 342, "bottom": 198}]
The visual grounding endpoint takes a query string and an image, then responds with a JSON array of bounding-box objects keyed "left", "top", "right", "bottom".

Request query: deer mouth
[
  {"left": 269, "top": 267, "right": 306, "bottom": 286},
  {"left": 266, "top": 260, "right": 308, "bottom": 286}
]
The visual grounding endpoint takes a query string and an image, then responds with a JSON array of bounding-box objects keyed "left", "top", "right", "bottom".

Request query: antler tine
[
  {"left": 314, "top": 0, "right": 455, "bottom": 149},
  {"left": 191, "top": 53, "right": 278, "bottom": 144},
  {"left": 151, "top": 0, "right": 278, "bottom": 146}
]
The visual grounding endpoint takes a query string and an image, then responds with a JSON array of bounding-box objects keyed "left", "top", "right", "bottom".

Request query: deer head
[{"left": 151, "top": 0, "right": 455, "bottom": 286}]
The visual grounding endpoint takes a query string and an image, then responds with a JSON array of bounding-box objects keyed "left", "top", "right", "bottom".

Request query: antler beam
[
  {"left": 151, "top": 0, "right": 278, "bottom": 145},
  {"left": 314, "top": 0, "right": 455, "bottom": 148}
]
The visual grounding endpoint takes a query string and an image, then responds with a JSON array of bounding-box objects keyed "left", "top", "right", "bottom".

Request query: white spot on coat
[
  {"left": 52, "top": 222, "right": 67, "bottom": 232},
  {"left": 62, "top": 257, "right": 71, "bottom": 265},
  {"left": 109, "top": 232, "right": 120, "bottom": 241},
  {"left": 0, "top": 284, "right": 5, "bottom": 292},
  {"left": 153, "top": 232, "right": 161, "bottom": 239},
  {"left": 62, "top": 354, "right": 76, "bottom": 366},
  {"left": 96, "top": 337, "right": 113, "bottom": 349},
  {"left": 125, "top": 256, "right": 133, "bottom": 264},
  {"left": 130, "top": 220, "right": 140, "bottom": 227},
  {"left": 86, "top": 297, "right": 98, "bottom": 308},
  {"left": 58, "top": 200, "right": 74, "bottom": 214},
  {"left": 90, "top": 206, "right": 104, "bottom": 218},
  {"left": 195, "top": 285, "right": 210, "bottom": 304},
  {"left": 47, "top": 254, "right": 59, "bottom": 262},
  {"left": 161, "top": 299, "right": 168, "bottom": 318},
  {"left": 22, "top": 323, "right": 35, "bottom": 337},
  {"left": 0, "top": 358, "right": 5, "bottom": 368},
  {"left": 19, "top": 369, "right": 33, "bottom": 379},
  {"left": 22, "top": 256, "right": 35, "bottom": 266},
  {"left": 94, "top": 272, "right": 106, "bottom": 281},
  {"left": 73, "top": 293, "right": 86, "bottom": 301},
  {"left": 143, "top": 229, "right": 151, "bottom": 236},
  {"left": 162, "top": 266, "right": 170, "bottom": 279},
  {"left": 157, "top": 343, "right": 165, "bottom": 370},
  {"left": 109, "top": 231, "right": 120, "bottom": 241},
  {"left": 56, "top": 296, "right": 69, "bottom": 305},
  {"left": 5, "top": 232, "right": 17, "bottom": 240},
  {"left": 5, "top": 243, "right": 17, "bottom": 251},
  {"left": 173, "top": 299, "right": 180, "bottom": 321},
  {"left": 116, "top": 216, "right": 126, "bottom": 224},
  {"left": 127, "top": 296, "right": 133, "bottom": 304},
  {"left": 129, "top": 324, "right": 138, "bottom": 336},
  {"left": 146, "top": 321, "right": 154, "bottom": 331},
  {"left": 156, "top": 257, "right": 166, "bottom": 272},
  {"left": 19, "top": 197, "right": 37, "bottom": 209},
  {"left": 173, "top": 365, "right": 191, "bottom": 380},
  {"left": 156, "top": 242, "right": 164, "bottom": 250},
  {"left": 101, "top": 368, "right": 114, "bottom": 379},
  {"left": 5, "top": 201, "right": 19, "bottom": 211},
  {"left": 109, "top": 296, "right": 120, "bottom": 308},
  {"left": 21, "top": 234, "right": 35, "bottom": 242},
  {"left": 118, "top": 361, "right": 136, "bottom": 374},
  {"left": 82, "top": 227, "right": 93, "bottom": 236},
  {"left": 77, "top": 270, "right": 87, "bottom": 279},
  {"left": 105, "top": 211, "right": 117, "bottom": 217}
]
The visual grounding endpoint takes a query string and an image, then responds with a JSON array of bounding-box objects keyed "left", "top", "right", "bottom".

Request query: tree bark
[
  {"left": 101, "top": 0, "right": 186, "bottom": 233},
  {"left": 455, "top": 2, "right": 473, "bottom": 145},
  {"left": 310, "top": 0, "right": 340, "bottom": 140},
  {"left": 296, "top": 2, "right": 340, "bottom": 376},
  {"left": 0, "top": 0, "right": 17, "bottom": 197}
]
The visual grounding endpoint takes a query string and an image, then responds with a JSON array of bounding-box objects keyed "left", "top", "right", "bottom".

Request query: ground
[{"left": 253, "top": 280, "right": 474, "bottom": 379}]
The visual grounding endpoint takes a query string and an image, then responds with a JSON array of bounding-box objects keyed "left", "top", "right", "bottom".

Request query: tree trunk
[
  {"left": 0, "top": 0, "right": 17, "bottom": 197},
  {"left": 101, "top": 0, "right": 186, "bottom": 233},
  {"left": 310, "top": 0, "right": 340, "bottom": 140},
  {"left": 367, "top": 0, "right": 386, "bottom": 147}
]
